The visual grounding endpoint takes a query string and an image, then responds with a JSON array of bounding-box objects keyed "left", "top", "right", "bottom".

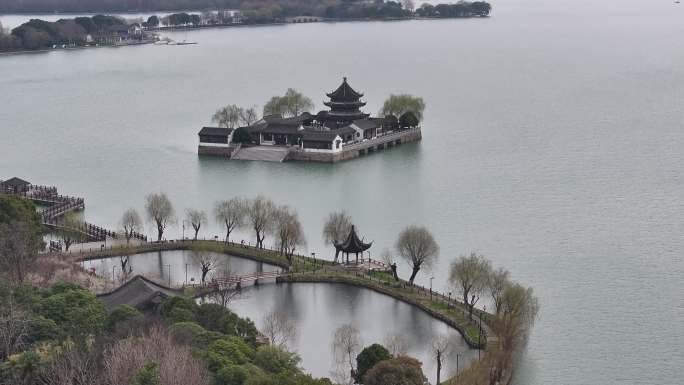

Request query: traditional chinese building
[
  {"left": 334, "top": 225, "right": 372, "bottom": 265},
  {"left": 197, "top": 77, "right": 422, "bottom": 162}
]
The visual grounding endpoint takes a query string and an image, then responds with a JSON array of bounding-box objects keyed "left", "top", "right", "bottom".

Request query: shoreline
[
  {"left": 59, "top": 238, "right": 494, "bottom": 383},
  {"left": 0, "top": 15, "right": 488, "bottom": 56}
]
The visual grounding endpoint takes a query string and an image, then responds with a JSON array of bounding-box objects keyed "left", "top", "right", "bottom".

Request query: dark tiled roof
[
  {"left": 97, "top": 275, "right": 181, "bottom": 311},
  {"left": 352, "top": 118, "right": 383, "bottom": 130},
  {"left": 334, "top": 225, "right": 372, "bottom": 254},
  {"left": 198, "top": 127, "right": 233, "bottom": 136},
  {"left": 301, "top": 126, "right": 356, "bottom": 142},
  {"left": 326, "top": 77, "right": 363, "bottom": 101},
  {"left": 0, "top": 177, "right": 30, "bottom": 187}
]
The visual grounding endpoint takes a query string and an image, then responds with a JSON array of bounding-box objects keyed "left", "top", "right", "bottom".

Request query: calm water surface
[
  {"left": 2, "top": 0, "right": 684, "bottom": 384},
  {"left": 230, "top": 283, "right": 477, "bottom": 383},
  {"left": 82, "top": 250, "right": 280, "bottom": 284}
]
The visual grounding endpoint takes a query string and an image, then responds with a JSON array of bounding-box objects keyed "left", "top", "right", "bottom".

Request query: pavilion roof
[
  {"left": 326, "top": 77, "right": 363, "bottom": 101},
  {"left": 334, "top": 225, "right": 372, "bottom": 254}
]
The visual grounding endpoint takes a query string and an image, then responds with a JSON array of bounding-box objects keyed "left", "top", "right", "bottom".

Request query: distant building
[
  {"left": 198, "top": 78, "right": 422, "bottom": 162},
  {"left": 247, "top": 78, "right": 389, "bottom": 151},
  {"left": 0, "top": 177, "right": 30, "bottom": 194}
]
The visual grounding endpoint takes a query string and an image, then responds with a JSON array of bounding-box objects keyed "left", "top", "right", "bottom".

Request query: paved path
[{"left": 231, "top": 146, "right": 290, "bottom": 162}]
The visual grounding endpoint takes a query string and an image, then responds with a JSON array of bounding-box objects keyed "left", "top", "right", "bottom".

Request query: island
[
  {"left": 198, "top": 78, "right": 423, "bottom": 163},
  {"left": 0, "top": 1, "right": 492, "bottom": 53}
]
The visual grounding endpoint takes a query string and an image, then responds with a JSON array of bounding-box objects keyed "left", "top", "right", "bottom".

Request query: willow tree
[
  {"left": 273, "top": 205, "right": 305, "bottom": 264},
  {"left": 448, "top": 252, "right": 492, "bottom": 320},
  {"left": 214, "top": 198, "right": 247, "bottom": 243},
  {"left": 395, "top": 225, "right": 439, "bottom": 285},
  {"left": 120, "top": 208, "right": 143, "bottom": 245},
  {"left": 246, "top": 196, "right": 275, "bottom": 249},
  {"left": 145, "top": 192, "right": 176, "bottom": 242},
  {"left": 212, "top": 104, "right": 242, "bottom": 128},
  {"left": 263, "top": 88, "right": 313, "bottom": 117},
  {"left": 322, "top": 211, "right": 353, "bottom": 263},
  {"left": 379, "top": 94, "right": 426, "bottom": 122},
  {"left": 492, "top": 282, "right": 539, "bottom": 382},
  {"left": 185, "top": 208, "right": 207, "bottom": 240}
]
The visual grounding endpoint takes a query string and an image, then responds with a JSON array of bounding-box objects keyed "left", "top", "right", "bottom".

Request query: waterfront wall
[
  {"left": 288, "top": 128, "right": 422, "bottom": 163},
  {"left": 198, "top": 145, "right": 234, "bottom": 157}
]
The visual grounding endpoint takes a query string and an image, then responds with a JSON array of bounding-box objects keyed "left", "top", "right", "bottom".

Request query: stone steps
[{"left": 231, "top": 146, "right": 290, "bottom": 162}]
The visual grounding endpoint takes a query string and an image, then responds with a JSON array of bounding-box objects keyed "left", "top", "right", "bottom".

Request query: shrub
[
  {"left": 105, "top": 304, "right": 142, "bottom": 332},
  {"left": 214, "top": 364, "right": 248, "bottom": 385},
  {"left": 253, "top": 346, "right": 300, "bottom": 374}
]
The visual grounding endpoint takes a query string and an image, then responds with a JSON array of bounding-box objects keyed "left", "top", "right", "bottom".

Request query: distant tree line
[
  {"left": 0, "top": 15, "right": 128, "bottom": 51},
  {"left": 0, "top": 0, "right": 491, "bottom": 21}
]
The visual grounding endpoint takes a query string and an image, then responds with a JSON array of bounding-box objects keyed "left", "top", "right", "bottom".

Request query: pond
[
  {"left": 229, "top": 282, "right": 478, "bottom": 384},
  {"left": 82, "top": 249, "right": 281, "bottom": 285}
]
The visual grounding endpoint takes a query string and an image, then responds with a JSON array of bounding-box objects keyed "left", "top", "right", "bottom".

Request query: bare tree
[
  {"left": 40, "top": 342, "right": 100, "bottom": 385},
  {"left": 214, "top": 198, "right": 247, "bottom": 243},
  {"left": 145, "top": 192, "right": 176, "bottom": 242},
  {"left": 261, "top": 310, "right": 298, "bottom": 349},
  {"left": 489, "top": 267, "right": 510, "bottom": 315},
  {"left": 59, "top": 212, "right": 84, "bottom": 251},
  {"left": 380, "top": 248, "right": 399, "bottom": 281},
  {"left": 0, "top": 295, "right": 29, "bottom": 361},
  {"left": 0, "top": 221, "right": 40, "bottom": 283},
  {"left": 192, "top": 251, "right": 218, "bottom": 284},
  {"left": 322, "top": 211, "right": 353, "bottom": 263},
  {"left": 212, "top": 104, "right": 242, "bottom": 128},
  {"left": 246, "top": 195, "right": 275, "bottom": 249},
  {"left": 185, "top": 208, "right": 207, "bottom": 240},
  {"left": 102, "top": 326, "right": 211, "bottom": 385},
  {"left": 395, "top": 225, "right": 439, "bottom": 285},
  {"left": 205, "top": 263, "right": 239, "bottom": 306},
  {"left": 239, "top": 106, "right": 259, "bottom": 126},
  {"left": 449, "top": 253, "right": 492, "bottom": 320},
  {"left": 119, "top": 255, "right": 133, "bottom": 282},
  {"left": 430, "top": 335, "right": 455, "bottom": 385},
  {"left": 120, "top": 208, "right": 143, "bottom": 244},
  {"left": 273, "top": 205, "right": 306, "bottom": 264},
  {"left": 331, "top": 324, "right": 361, "bottom": 383},
  {"left": 383, "top": 334, "right": 408, "bottom": 357}
]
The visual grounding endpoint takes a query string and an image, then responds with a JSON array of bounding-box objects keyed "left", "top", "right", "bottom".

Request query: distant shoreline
[{"left": 0, "top": 15, "right": 489, "bottom": 56}]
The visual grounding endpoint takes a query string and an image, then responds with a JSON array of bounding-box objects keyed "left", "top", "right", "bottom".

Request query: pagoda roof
[
  {"left": 326, "top": 77, "right": 364, "bottom": 101},
  {"left": 334, "top": 225, "right": 372, "bottom": 254}
]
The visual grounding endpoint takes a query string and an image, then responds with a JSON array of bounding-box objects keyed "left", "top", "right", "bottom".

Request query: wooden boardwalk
[{"left": 2, "top": 182, "right": 146, "bottom": 245}]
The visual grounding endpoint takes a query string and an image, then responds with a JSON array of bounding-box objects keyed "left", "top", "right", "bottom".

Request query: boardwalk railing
[{"left": 2, "top": 182, "right": 147, "bottom": 245}]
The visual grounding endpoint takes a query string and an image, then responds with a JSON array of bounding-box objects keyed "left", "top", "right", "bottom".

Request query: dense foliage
[
  {"left": 0, "top": 0, "right": 491, "bottom": 20},
  {"left": 1, "top": 15, "right": 127, "bottom": 51},
  {"left": 355, "top": 344, "right": 391, "bottom": 383},
  {"left": 0, "top": 282, "right": 335, "bottom": 385}
]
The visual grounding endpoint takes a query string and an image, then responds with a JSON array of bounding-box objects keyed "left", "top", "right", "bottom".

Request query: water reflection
[
  {"left": 229, "top": 283, "right": 477, "bottom": 384},
  {"left": 82, "top": 250, "right": 280, "bottom": 285}
]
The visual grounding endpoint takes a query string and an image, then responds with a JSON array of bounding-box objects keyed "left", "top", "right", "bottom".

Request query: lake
[{"left": 1, "top": 0, "right": 683, "bottom": 384}]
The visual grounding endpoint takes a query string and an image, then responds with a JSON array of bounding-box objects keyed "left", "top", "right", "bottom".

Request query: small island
[{"left": 198, "top": 78, "right": 423, "bottom": 163}]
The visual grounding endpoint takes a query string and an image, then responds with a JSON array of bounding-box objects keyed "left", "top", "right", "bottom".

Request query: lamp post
[
  {"left": 311, "top": 252, "right": 316, "bottom": 269},
  {"left": 456, "top": 353, "right": 460, "bottom": 379},
  {"left": 478, "top": 312, "right": 482, "bottom": 361},
  {"left": 163, "top": 264, "right": 171, "bottom": 286},
  {"left": 182, "top": 220, "right": 187, "bottom": 240},
  {"left": 112, "top": 265, "right": 118, "bottom": 282},
  {"left": 185, "top": 263, "right": 189, "bottom": 285},
  {"left": 429, "top": 276, "right": 434, "bottom": 301}
]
